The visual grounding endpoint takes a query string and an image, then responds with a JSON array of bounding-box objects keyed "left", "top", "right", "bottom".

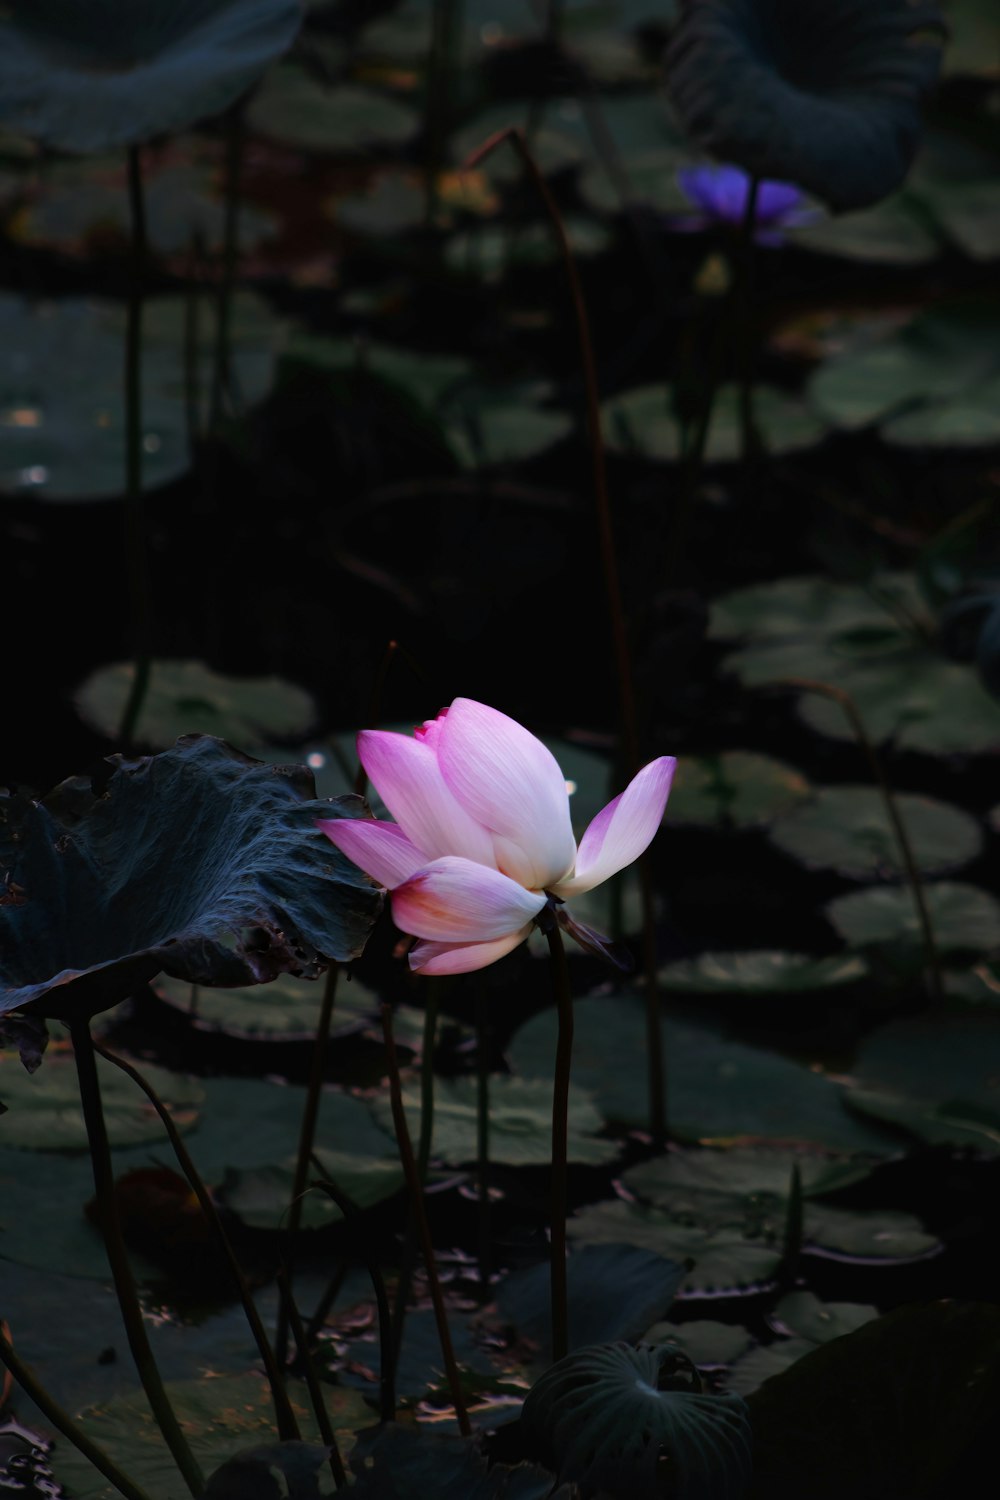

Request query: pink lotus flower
[{"left": 318, "top": 699, "right": 675, "bottom": 976}]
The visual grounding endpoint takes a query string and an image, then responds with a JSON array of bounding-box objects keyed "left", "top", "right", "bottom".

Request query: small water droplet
[
  {"left": 1, "top": 405, "right": 43, "bottom": 429},
  {"left": 564, "top": 778, "right": 577, "bottom": 796},
  {"left": 17, "top": 465, "right": 48, "bottom": 487},
  {"left": 307, "top": 751, "right": 326, "bottom": 769}
]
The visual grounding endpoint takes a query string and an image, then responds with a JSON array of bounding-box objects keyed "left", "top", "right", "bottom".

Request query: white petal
[
  {"left": 317, "top": 817, "right": 426, "bottom": 890},
  {"left": 436, "top": 698, "right": 577, "bottom": 889},
  {"left": 551, "top": 756, "right": 676, "bottom": 897},
  {"left": 391, "top": 856, "right": 546, "bottom": 942},
  {"left": 358, "top": 728, "right": 496, "bottom": 866},
  {"left": 408, "top": 925, "right": 533, "bottom": 975}
]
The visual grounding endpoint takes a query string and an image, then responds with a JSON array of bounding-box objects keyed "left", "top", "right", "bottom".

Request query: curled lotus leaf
[
  {"left": 0, "top": 736, "right": 381, "bottom": 1053},
  {"left": 666, "top": 0, "right": 945, "bottom": 211},
  {"left": 519, "top": 1341, "right": 752, "bottom": 1500},
  {"left": 0, "top": 0, "right": 304, "bottom": 154}
]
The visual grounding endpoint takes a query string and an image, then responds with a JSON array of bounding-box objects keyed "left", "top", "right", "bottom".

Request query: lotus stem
[
  {"left": 209, "top": 101, "right": 246, "bottom": 435},
  {"left": 69, "top": 1020, "right": 203, "bottom": 1498},
  {"left": 0, "top": 1325, "right": 155, "bottom": 1500},
  {"left": 276, "top": 963, "right": 340, "bottom": 1368},
  {"left": 117, "top": 144, "right": 153, "bottom": 750},
  {"left": 93, "top": 1040, "right": 300, "bottom": 1444},
  {"left": 786, "top": 678, "right": 943, "bottom": 1003},
  {"left": 475, "top": 981, "right": 492, "bottom": 1296},
  {"left": 276, "top": 1268, "right": 347, "bottom": 1489},
  {"left": 542, "top": 910, "right": 573, "bottom": 1362},
  {"left": 391, "top": 978, "right": 440, "bottom": 1360},
  {"left": 381, "top": 1003, "right": 471, "bottom": 1435},
  {"left": 465, "top": 127, "right": 667, "bottom": 1142},
  {"left": 424, "top": 0, "right": 463, "bottom": 224},
  {"left": 308, "top": 1167, "right": 396, "bottom": 1426}
]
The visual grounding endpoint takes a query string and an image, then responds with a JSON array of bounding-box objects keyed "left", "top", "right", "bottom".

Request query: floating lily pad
[
  {"left": 281, "top": 333, "right": 472, "bottom": 421},
  {"left": 74, "top": 660, "right": 316, "bottom": 750},
  {"left": 603, "top": 382, "right": 826, "bottom": 462},
  {"left": 443, "top": 384, "right": 572, "bottom": 468},
  {"left": 915, "top": 177, "right": 1000, "bottom": 262},
  {"left": 622, "top": 1147, "right": 873, "bottom": 1224},
  {"left": 665, "top": 751, "right": 811, "bottom": 829},
  {"left": 844, "top": 1012, "right": 1000, "bottom": 1152},
  {"left": 725, "top": 1338, "right": 817, "bottom": 1395},
  {"left": 333, "top": 171, "right": 425, "bottom": 237},
  {"left": 826, "top": 881, "right": 1000, "bottom": 953},
  {"left": 152, "top": 971, "right": 378, "bottom": 1041},
  {"left": 943, "top": 961, "right": 1000, "bottom": 1006},
  {"left": 644, "top": 1319, "right": 753, "bottom": 1369},
  {"left": 767, "top": 786, "right": 982, "bottom": 880},
  {"left": 508, "top": 995, "right": 899, "bottom": 1153},
  {"left": 0, "top": 290, "right": 284, "bottom": 500},
  {"left": 369, "top": 1073, "right": 617, "bottom": 1168},
  {"left": 51, "top": 1373, "right": 375, "bottom": 1500},
  {"left": 791, "top": 195, "right": 941, "bottom": 264},
  {"left": 774, "top": 1289, "right": 879, "bottom": 1343},
  {"left": 247, "top": 68, "right": 418, "bottom": 154},
  {"left": 568, "top": 1201, "right": 784, "bottom": 1292},
  {"left": 710, "top": 572, "right": 1000, "bottom": 755},
  {"left": 211, "top": 1084, "right": 403, "bottom": 1229},
  {"left": 658, "top": 951, "right": 868, "bottom": 994},
  {"left": 444, "top": 218, "right": 612, "bottom": 281},
  {"left": 580, "top": 146, "right": 691, "bottom": 216},
  {"left": 0, "top": 0, "right": 303, "bottom": 154},
  {"left": 0, "top": 736, "right": 380, "bottom": 1033},
  {"left": 450, "top": 102, "right": 586, "bottom": 181},
  {"left": 0, "top": 1049, "right": 202, "bottom": 1151},
  {"left": 810, "top": 303, "right": 1000, "bottom": 436}
]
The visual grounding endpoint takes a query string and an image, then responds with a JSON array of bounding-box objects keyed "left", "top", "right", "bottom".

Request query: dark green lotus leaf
[
  {"left": 51, "top": 1373, "right": 375, "bottom": 1500},
  {"left": 152, "top": 970, "right": 378, "bottom": 1041},
  {"left": 724, "top": 1339, "right": 816, "bottom": 1397},
  {"left": 844, "top": 1012, "right": 1000, "bottom": 1152},
  {"left": 644, "top": 1320, "right": 753, "bottom": 1371},
  {"left": 603, "top": 382, "right": 825, "bottom": 463},
  {"left": 826, "top": 881, "right": 1000, "bottom": 953},
  {"left": 348, "top": 1423, "right": 557, "bottom": 1500},
  {"left": 0, "top": 290, "right": 284, "bottom": 501},
  {"left": 498, "top": 1245, "right": 688, "bottom": 1362},
  {"left": 0, "top": 1049, "right": 202, "bottom": 1150},
  {"left": 791, "top": 194, "right": 941, "bottom": 264},
  {"left": 508, "top": 995, "right": 899, "bottom": 1153},
  {"left": 666, "top": 0, "right": 945, "bottom": 211},
  {"left": 247, "top": 67, "right": 418, "bottom": 154},
  {"left": 204, "top": 1441, "right": 336, "bottom": 1499},
  {"left": 370, "top": 1073, "right": 618, "bottom": 1168},
  {"left": 767, "top": 785, "right": 982, "bottom": 880},
  {"left": 0, "top": 735, "right": 381, "bottom": 1033},
  {"left": 74, "top": 660, "right": 316, "bottom": 749},
  {"left": 658, "top": 950, "right": 868, "bottom": 994},
  {"left": 443, "top": 382, "right": 573, "bottom": 468},
  {"left": 569, "top": 1200, "right": 785, "bottom": 1293},
  {"left": 519, "top": 1341, "right": 752, "bottom": 1500},
  {"left": 666, "top": 751, "right": 811, "bottom": 829},
  {"left": 444, "top": 219, "right": 612, "bottom": 283},
  {"left": 747, "top": 1302, "right": 1000, "bottom": 1499},
  {"left": 943, "top": 0, "right": 1000, "bottom": 78},
  {"left": 0, "top": 0, "right": 303, "bottom": 154},
  {"left": 728, "top": 1292, "right": 878, "bottom": 1394}
]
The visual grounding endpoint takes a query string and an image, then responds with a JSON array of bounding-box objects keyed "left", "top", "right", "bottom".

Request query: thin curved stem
[
  {"left": 93, "top": 1040, "right": 299, "bottom": 1443},
  {"left": 786, "top": 678, "right": 943, "bottom": 1003},
  {"left": 391, "top": 979, "right": 439, "bottom": 1360},
  {"left": 0, "top": 1327, "right": 154, "bottom": 1500},
  {"left": 542, "top": 915, "right": 573, "bottom": 1363},
  {"left": 276, "top": 1269, "right": 347, "bottom": 1489},
  {"left": 118, "top": 144, "right": 152, "bottom": 749},
  {"left": 381, "top": 1004, "right": 470, "bottom": 1435},
  {"left": 70, "top": 1021, "right": 203, "bottom": 1497},
  {"left": 276, "top": 963, "right": 339, "bottom": 1368},
  {"left": 308, "top": 1168, "right": 396, "bottom": 1426}
]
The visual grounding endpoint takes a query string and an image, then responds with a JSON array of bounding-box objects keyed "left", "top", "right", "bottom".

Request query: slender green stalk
[
  {"left": 391, "top": 980, "right": 440, "bottom": 1359},
  {"left": 475, "top": 982, "right": 491, "bottom": 1296},
  {"left": 735, "top": 174, "right": 761, "bottom": 463},
  {"left": 542, "top": 914, "right": 573, "bottom": 1363},
  {"left": 788, "top": 679, "right": 943, "bottom": 1002},
  {"left": 309, "top": 1168, "right": 396, "bottom": 1426},
  {"left": 381, "top": 1004, "right": 470, "bottom": 1435},
  {"left": 117, "top": 144, "right": 152, "bottom": 749},
  {"left": 70, "top": 1020, "right": 203, "bottom": 1497},
  {"left": 277, "top": 1269, "right": 347, "bottom": 1490},
  {"left": 423, "top": 0, "right": 463, "bottom": 224},
  {"left": 93, "top": 1040, "right": 300, "bottom": 1443},
  {"left": 0, "top": 1327, "right": 155, "bottom": 1500},
  {"left": 208, "top": 102, "right": 246, "bottom": 434},
  {"left": 276, "top": 964, "right": 340, "bottom": 1367},
  {"left": 465, "top": 129, "right": 665, "bottom": 1142}
]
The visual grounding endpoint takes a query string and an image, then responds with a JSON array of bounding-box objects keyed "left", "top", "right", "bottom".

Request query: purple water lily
[{"left": 675, "top": 163, "right": 816, "bottom": 243}]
